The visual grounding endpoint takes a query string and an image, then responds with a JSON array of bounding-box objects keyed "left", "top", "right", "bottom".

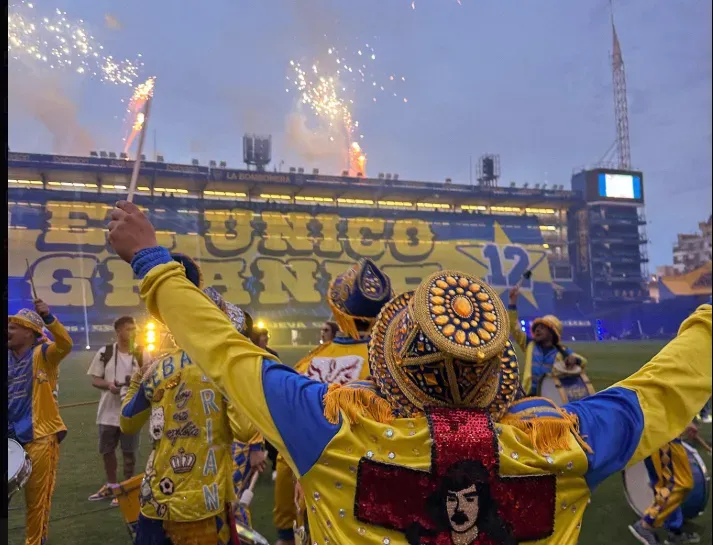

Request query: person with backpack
[{"left": 87, "top": 315, "right": 151, "bottom": 507}]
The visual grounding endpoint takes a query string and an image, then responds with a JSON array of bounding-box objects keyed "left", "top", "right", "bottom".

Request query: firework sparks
[
  {"left": 8, "top": 0, "right": 143, "bottom": 85},
  {"left": 287, "top": 42, "right": 408, "bottom": 176},
  {"left": 123, "top": 77, "right": 155, "bottom": 154}
]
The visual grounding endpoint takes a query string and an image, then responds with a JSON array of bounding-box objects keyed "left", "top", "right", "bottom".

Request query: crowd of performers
[{"left": 7, "top": 199, "right": 712, "bottom": 545}]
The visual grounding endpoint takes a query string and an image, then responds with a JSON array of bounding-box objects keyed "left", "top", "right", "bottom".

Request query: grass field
[{"left": 8, "top": 341, "right": 712, "bottom": 545}]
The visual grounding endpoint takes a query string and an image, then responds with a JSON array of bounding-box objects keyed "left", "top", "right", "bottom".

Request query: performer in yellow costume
[
  {"left": 629, "top": 422, "right": 702, "bottom": 545},
  {"left": 120, "top": 254, "right": 267, "bottom": 545},
  {"left": 8, "top": 300, "right": 73, "bottom": 545},
  {"left": 273, "top": 259, "right": 393, "bottom": 545},
  {"left": 507, "top": 286, "right": 588, "bottom": 396},
  {"left": 108, "top": 201, "right": 712, "bottom": 545}
]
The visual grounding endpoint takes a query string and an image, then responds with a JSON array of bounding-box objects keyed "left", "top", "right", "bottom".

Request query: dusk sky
[{"left": 8, "top": 0, "right": 712, "bottom": 269}]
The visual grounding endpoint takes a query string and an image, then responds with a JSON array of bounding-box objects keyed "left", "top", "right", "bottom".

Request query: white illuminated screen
[{"left": 603, "top": 174, "right": 635, "bottom": 199}]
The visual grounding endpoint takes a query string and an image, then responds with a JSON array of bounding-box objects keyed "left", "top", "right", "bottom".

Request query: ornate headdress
[
  {"left": 8, "top": 309, "right": 45, "bottom": 336},
  {"left": 368, "top": 270, "right": 519, "bottom": 420},
  {"left": 171, "top": 253, "right": 203, "bottom": 289},
  {"left": 327, "top": 258, "right": 393, "bottom": 340},
  {"left": 202, "top": 286, "right": 249, "bottom": 336}
]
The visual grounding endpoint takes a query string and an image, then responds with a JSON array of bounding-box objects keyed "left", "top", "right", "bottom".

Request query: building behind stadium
[{"left": 9, "top": 151, "right": 668, "bottom": 348}]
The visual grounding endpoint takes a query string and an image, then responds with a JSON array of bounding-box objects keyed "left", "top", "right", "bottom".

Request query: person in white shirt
[{"left": 86, "top": 316, "right": 150, "bottom": 507}]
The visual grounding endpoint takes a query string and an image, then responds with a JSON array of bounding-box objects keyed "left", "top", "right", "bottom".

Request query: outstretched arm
[
  {"left": 565, "top": 304, "right": 712, "bottom": 490},
  {"left": 120, "top": 371, "right": 151, "bottom": 435}
]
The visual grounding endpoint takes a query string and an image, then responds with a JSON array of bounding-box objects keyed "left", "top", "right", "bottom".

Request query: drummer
[
  {"left": 8, "top": 300, "right": 74, "bottom": 545},
  {"left": 628, "top": 422, "right": 702, "bottom": 545},
  {"left": 508, "top": 286, "right": 588, "bottom": 396}
]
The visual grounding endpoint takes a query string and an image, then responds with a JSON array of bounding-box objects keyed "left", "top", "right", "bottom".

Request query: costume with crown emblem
[
  {"left": 131, "top": 244, "right": 712, "bottom": 545},
  {"left": 120, "top": 255, "right": 265, "bottom": 545}
]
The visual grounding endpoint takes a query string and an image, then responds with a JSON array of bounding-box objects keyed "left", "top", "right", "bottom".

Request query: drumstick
[
  {"left": 693, "top": 434, "right": 712, "bottom": 454},
  {"left": 26, "top": 259, "right": 38, "bottom": 300},
  {"left": 514, "top": 269, "right": 533, "bottom": 289}
]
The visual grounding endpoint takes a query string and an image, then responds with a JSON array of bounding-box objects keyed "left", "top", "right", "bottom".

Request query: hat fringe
[
  {"left": 327, "top": 298, "right": 375, "bottom": 341},
  {"left": 323, "top": 383, "right": 394, "bottom": 425},
  {"left": 500, "top": 406, "right": 592, "bottom": 455}
]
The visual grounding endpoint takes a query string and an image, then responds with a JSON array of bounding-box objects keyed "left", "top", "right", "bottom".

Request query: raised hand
[
  {"left": 34, "top": 298, "right": 50, "bottom": 318},
  {"left": 107, "top": 200, "right": 158, "bottom": 263}
]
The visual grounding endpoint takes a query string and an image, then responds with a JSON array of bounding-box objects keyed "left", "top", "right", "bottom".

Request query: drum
[
  {"left": 623, "top": 442, "right": 711, "bottom": 520},
  {"left": 231, "top": 519, "right": 269, "bottom": 545},
  {"left": 537, "top": 372, "right": 596, "bottom": 406},
  {"left": 112, "top": 473, "right": 144, "bottom": 543},
  {"left": 8, "top": 438, "right": 32, "bottom": 500}
]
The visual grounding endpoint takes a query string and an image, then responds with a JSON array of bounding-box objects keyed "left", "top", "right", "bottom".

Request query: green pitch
[{"left": 8, "top": 341, "right": 711, "bottom": 544}]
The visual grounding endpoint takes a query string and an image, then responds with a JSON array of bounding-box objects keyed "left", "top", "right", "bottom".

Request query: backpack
[{"left": 99, "top": 343, "right": 145, "bottom": 369}]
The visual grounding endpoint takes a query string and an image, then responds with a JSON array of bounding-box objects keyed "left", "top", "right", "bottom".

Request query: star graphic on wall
[{"left": 456, "top": 221, "right": 550, "bottom": 309}]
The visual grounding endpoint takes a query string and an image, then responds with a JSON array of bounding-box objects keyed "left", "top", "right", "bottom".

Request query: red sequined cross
[{"left": 355, "top": 407, "right": 556, "bottom": 543}]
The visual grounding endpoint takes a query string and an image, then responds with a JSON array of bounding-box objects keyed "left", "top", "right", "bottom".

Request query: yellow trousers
[
  {"left": 273, "top": 454, "right": 297, "bottom": 533},
  {"left": 24, "top": 434, "right": 60, "bottom": 545},
  {"left": 163, "top": 507, "right": 231, "bottom": 545},
  {"left": 643, "top": 440, "right": 694, "bottom": 528}
]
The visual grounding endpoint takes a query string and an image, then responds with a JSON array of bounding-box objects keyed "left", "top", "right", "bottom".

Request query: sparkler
[
  {"left": 8, "top": 0, "right": 143, "bottom": 86},
  {"left": 287, "top": 42, "right": 408, "bottom": 177},
  {"left": 124, "top": 77, "right": 156, "bottom": 154},
  {"left": 126, "top": 78, "right": 155, "bottom": 203}
]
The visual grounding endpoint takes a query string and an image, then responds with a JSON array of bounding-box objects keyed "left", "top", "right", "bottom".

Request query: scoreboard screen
[{"left": 598, "top": 173, "right": 642, "bottom": 200}]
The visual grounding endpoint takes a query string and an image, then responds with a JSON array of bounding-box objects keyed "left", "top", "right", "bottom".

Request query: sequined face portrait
[{"left": 446, "top": 483, "right": 479, "bottom": 533}]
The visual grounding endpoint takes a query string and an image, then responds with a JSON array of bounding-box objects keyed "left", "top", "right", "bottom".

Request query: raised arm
[
  {"left": 35, "top": 299, "right": 73, "bottom": 366},
  {"left": 565, "top": 304, "right": 712, "bottom": 490},
  {"left": 507, "top": 288, "right": 529, "bottom": 351}
]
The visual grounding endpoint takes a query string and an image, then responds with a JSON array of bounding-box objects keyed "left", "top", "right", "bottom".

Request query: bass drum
[
  {"left": 8, "top": 438, "right": 32, "bottom": 501},
  {"left": 537, "top": 372, "right": 596, "bottom": 406},
  {"left": 622, "top": 442, "right": 711, "bottom": 520}
]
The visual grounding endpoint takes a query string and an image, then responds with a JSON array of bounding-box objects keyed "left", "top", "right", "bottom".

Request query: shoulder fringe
[
  {"left": 500, "top": 407, "right": 593, "bottom": 455},
  {"left": 323, "top": 383, "right": 394, "bottom": 425}
]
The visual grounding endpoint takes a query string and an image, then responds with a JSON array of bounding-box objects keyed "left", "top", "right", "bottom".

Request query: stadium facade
[{"left": 8, "top": 152, "right": 648, "bottom": 344}]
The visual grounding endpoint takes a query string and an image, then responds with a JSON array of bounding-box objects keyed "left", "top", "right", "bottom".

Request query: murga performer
[{"left": 108, "top": 200, "right": 712, "bottom": 545}]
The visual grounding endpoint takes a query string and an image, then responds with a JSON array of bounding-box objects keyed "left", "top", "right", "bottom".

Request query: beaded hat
[
  {"left": 369, "top": 270, "right": 519, "bottom": 420},
  {"left": 202, "top": 287, "right": 249, "bottom": 336},
  {"left": 531, "top": 315, "right": 563, "bottom": 344},
  {"left": 8, "top": 309, "right": 45, "bottom": 336},
  {"left": 327, "top": 258, "right": 393, "bottom": 340}
]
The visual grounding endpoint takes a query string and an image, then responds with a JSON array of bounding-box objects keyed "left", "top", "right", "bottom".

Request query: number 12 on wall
[{"left": 482, "top": 244, "right": 532, "bottom": 289}]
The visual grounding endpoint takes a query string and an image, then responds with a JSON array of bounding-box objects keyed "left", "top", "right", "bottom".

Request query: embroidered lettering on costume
[
  {"left": 203, "top": 483, "right": 220, "bottom": 512},
  {"left": 165, "top": 421, "right": 200, "bottom": 445},
  {"left": 203, "top": 447, "right": 218, "bottom": 477},
  {"left": 200, "top": 389, "right": 220, "bottom": 415},
  {"left": 174, "top": 382, "right": 192, "bottom": 409}
]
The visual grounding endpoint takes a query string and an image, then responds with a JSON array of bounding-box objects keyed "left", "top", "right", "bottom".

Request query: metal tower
[{"left": 611, "top": 9, "right": 632, "bottom": 169}]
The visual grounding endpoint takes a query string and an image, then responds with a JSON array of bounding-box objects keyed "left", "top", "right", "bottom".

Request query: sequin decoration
[{"left": 355, "top": 407, "right": 556, "bottom": 542}]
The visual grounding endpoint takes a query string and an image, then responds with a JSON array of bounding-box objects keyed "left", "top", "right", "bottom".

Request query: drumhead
[
  {"left": 622, "top": 460, "right": 654, "bottom": 518},
  {"left": 538, "top": 376, "right": 564, "bottom": 406},
  {"left": 8, "top": 439, "right": 25, "bottom": 479}
]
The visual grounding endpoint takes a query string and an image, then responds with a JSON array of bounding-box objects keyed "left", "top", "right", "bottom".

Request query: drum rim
[
  {"left": 8, "top": 439, "right": 29, "bottom": 479},
  {"left": 621, "top": 462, "right": 648, "bottom": 518},
  {"left": 681, "top": 441, "right": 711, "bottom": 517}
]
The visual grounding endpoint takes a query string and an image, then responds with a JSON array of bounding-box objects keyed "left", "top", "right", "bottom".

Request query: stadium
[{"left": 8, "top": 150, "right": 658, "bottom": 348}]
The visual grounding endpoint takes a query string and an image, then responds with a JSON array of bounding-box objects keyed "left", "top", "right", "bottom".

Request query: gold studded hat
[
  {"left": 369, "top": 270, "right": 520, "bottom": 420},
  {"left": 8, "top": 309, "right": 45, "bottom": 336}
]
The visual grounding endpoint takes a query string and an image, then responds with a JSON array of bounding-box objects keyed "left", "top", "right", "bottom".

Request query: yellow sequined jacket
[{"left": 135, "top": 256, "right": 712, "bottom": 544}]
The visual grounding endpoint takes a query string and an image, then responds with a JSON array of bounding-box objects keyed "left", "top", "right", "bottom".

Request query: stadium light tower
[
  {"left": 243, "top": 134, "right": 272, "bottom": 172},
  {"left": 476, "top": 154, "right": 500, "bottom": 187}
]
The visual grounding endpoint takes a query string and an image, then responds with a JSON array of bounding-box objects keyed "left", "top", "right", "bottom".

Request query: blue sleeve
[
  {"left": 564, "top": 386, "right": 644, "bottom": 490},
  {"left": 121, "top": 382, "right": 151, "bottom": 418},
  {"left": 262, "top": 359, "right": 340, "bottom": 475},
  {"left": 42, "top": 314, "right": 56, "bottom": 325},
  {"left": 132, "top": 247, "right": 172, "bottom": 278}
]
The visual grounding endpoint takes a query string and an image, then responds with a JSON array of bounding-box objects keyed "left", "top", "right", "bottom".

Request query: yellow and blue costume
[
  {"left": 8, "top": 308, "right": 73, "bottom": 545},
  {"left": 642, "top": 438, "right": 694, "bottom": 532},
  {"left": 120, "top": 262, "right": 262, "bottom": 545},
  {"left": 507, "top": 306, "right": 588, "bottom": 396},
  {"left": 131, "top": 245, "right": 712, "bottom": 545},
  {"left": 273, "top": 258, "right": 393, "bottom": 542}
]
